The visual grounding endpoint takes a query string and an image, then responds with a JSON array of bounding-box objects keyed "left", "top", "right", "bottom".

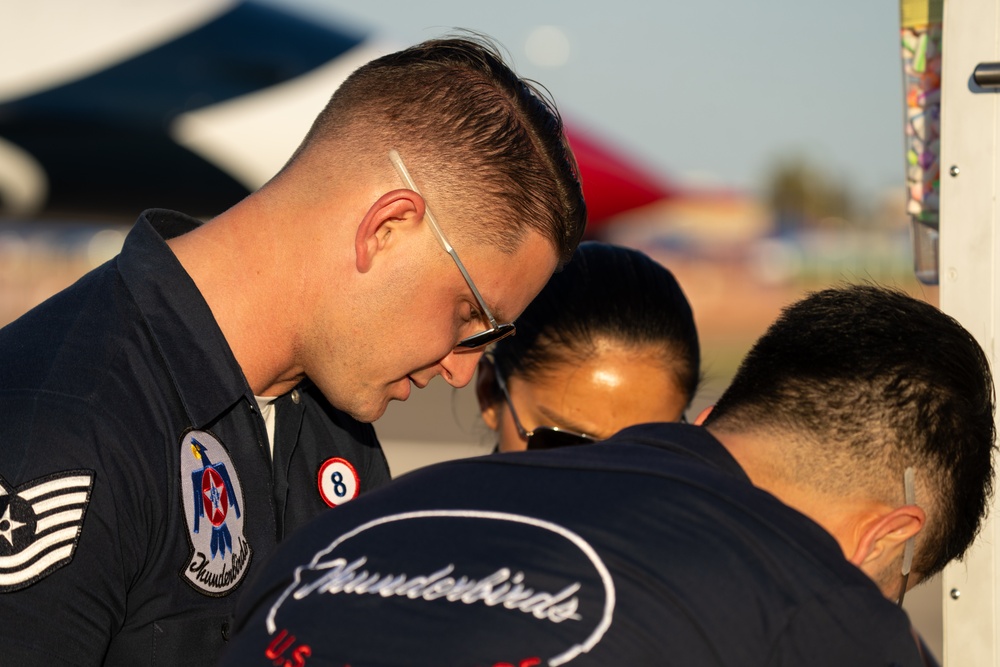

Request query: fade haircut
[
  {"left": 705, "top": 284, "right": 995, "bottom": 578},
  {"left": 289, "top": 34, "right": 586, "bottom": 265},
  {"left": 490, "top": 242, "right": 701, "bottom": 410}
]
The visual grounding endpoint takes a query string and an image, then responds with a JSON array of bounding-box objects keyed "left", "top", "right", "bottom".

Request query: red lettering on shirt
[{"left": 264, "top": 629, "right": 313, "bottom": 667}]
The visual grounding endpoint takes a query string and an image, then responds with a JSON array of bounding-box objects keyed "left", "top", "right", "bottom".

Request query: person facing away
[
  {"left": 475, "top": 241, "right": 700, "bottom": 452},
  {"left": 217, "top": 284, "right": 993, "bottom": 667},
  {"left": 0, "top": 36, "right": 586, "bottom": 666}
]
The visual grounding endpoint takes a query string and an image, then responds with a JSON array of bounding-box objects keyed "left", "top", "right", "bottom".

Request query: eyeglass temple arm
[
  {"left": 491, "top": 365, "right": 532, "bottom": 440},
  {"left": 388, "top": 150, "right": 501, "bottom": 330},
  {"left": 902, "top": 467, "right": 916, "bottom": 577},
  {"left": 896, "top": 466, "right": 917, "bottom": 606}
]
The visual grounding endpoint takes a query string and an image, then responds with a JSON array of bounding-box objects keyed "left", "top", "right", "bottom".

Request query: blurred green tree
[{"left": 764, "top": 155, "right": 857, "bottom": 231}]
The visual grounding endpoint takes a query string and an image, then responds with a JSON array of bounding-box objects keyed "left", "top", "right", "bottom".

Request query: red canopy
[{"left": 564, "top": 126, "right": 675, "bottom": 234}]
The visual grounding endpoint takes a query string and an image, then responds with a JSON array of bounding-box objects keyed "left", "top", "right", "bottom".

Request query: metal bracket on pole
[{"left": 973, "top": 62, "right": 1000, "bottom": 88}]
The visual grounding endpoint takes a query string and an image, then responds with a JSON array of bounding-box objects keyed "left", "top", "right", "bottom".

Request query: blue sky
[{"left": 278, "top": 0, "right": 906, "bottom": 203}]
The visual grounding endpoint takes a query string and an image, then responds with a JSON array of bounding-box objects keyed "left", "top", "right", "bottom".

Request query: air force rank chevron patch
[{"left": 0, "top": 470, "right": 95, "bottom": 592}]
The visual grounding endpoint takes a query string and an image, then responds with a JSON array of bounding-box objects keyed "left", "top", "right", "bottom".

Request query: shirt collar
[
  {"left": 484, "top": 422, "right": 752, "bottom": 486},
  {"left": 610, "top": 422, "right": 750, "bottom": 481},
  {"left": 118, "top": 208, "right": 251, "bottom": 427}
]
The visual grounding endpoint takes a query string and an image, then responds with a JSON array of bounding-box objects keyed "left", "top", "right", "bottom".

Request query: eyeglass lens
[
  {"left": 526, "top": 427, "right": 595, "bottom": 450},
  {"left": 457, "top": 322, "right": 516, "bottom": 349}
]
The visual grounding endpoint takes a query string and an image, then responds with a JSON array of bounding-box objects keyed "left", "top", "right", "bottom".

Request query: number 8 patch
[{"left": 317, "top": 458, "right": 360, "bottom": 507}]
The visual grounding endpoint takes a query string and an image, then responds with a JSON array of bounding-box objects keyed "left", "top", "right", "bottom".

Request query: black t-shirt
[
  {"left": 221, "top": 423, "right": 924, "bottom": 667},
  {"left": 0, "top": 210, "right": 390, "bottom": 665}
]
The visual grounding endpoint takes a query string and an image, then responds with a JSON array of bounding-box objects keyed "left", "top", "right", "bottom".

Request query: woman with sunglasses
[{"left": 476, "top": 241, "right": 700, "bottom": 452}]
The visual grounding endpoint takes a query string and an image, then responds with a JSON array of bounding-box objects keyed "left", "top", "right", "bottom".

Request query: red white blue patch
[
  {"left": 0, "top": 470, "right": 94, "bottom": 592},
  {"left": 317, "top": 458, "right": 360, "bottom": 507},
  {"left": 179, "top": 429, "right": 252, "bottom": 596}
]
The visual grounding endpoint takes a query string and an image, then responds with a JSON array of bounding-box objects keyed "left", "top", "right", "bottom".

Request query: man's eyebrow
[
  {"left": 471, "top": 292, "right": 507, "bottom": 325},
  {"left": 536, "top": 404, "right": 595, "bottom": 437},
  {"left": 488, "top": 302, "right": 509, "bottom": 324}
]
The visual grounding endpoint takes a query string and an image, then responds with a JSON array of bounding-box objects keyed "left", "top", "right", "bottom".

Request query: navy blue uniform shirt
[
  {"left": 0, "top": 209, "right": 390, "bottom": 665},
  {"left": 221, "top": 423, "right": 924, "bottom": 667}
]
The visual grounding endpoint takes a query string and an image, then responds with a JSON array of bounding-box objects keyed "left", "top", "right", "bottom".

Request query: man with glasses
[
  {"left": 0, "top": 36, "right": 585, "bottom": 665},
  {"left": 219, "top": 284, "right": 991, "bottom": 666}
]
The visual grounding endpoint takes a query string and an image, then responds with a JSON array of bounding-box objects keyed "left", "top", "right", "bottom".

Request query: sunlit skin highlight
[{"left": 483, "top": 343, "right": 688, "bottom": 453}]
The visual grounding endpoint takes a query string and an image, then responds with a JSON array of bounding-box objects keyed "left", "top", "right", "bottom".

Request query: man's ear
[
  {"left": 355, "top": 189, "right": 425, "bottom": 273},
  {"left": 693, "top": 405, "right": 714, "bottom": 425},
  {"left": 849, "top": 504, "right": 925, "bottom": 572},
  {"left": 476, "top": 358, "right": 500, "bottom": 430}
]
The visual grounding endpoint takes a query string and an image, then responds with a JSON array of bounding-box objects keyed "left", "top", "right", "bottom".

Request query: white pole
[{"left": 939, "top": 0, "right": 1000, "bottom": 663}]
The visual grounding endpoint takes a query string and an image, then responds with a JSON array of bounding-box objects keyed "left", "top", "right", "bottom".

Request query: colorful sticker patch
[
  {"left": 317, "top": 458, "right": 360, "bottom": 508},
  {"left": 0, "top": 470, "right": 94, "bottom": 592},
  {"left": 179, "top": 429, "right": 252, "bottom": 596}
]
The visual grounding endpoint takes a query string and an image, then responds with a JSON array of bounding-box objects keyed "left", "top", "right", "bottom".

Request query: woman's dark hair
[{"left": 489, "top": 241, "right": 700, "bottom": 408}]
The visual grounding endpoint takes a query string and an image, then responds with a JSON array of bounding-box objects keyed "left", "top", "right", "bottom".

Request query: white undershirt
[{"left": 255, "top": 395, "right": 277, "bottom": 458}]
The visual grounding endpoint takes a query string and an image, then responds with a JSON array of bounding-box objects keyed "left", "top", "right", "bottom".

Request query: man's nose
[{"left": 438, "top": 347, "right": 485, "bottom": 388}]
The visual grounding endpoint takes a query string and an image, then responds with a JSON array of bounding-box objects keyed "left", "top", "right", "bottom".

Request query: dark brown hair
[
  {"left": 489, "top": 242, "right": 700, "bottom": 412},
  {"left": 293, "top": 34, "right": 587, "bottom": 264},
  {"left": 706, "top": 284, "right": 996, "bottom": 577}
]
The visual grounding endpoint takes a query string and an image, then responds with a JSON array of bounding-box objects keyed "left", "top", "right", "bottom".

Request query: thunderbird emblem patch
[
  {"left": 0, "top": 470, "right": 94, "bottom": 592},
  {"left": 179, "top": 430, "right": 252, "bottom": 596}
]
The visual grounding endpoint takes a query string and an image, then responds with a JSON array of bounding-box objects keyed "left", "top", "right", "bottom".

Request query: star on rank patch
[{"left": 0, "top": 470, "right": 95, "bottom": 592}]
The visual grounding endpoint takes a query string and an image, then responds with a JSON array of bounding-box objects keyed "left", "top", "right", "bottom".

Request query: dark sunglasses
[{"left": 493, "top": 366, "right": 597, "bottom": 450}]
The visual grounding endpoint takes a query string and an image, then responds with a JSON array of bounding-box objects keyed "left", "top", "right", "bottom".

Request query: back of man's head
[
  {"left": 705, "top": 283, "right": 995, "bottom": 579},
  {"left": 285, "top": 34, "right": 587, "bottom": 265}
]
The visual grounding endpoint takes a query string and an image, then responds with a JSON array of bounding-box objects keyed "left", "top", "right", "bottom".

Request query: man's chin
[
  {"left": 352, "top": 394, "right": 404, "bottom": 424},
  {"left": 332, "top": 380, "right": 413, "bottom": 424},
  {"left": 351, "top": 403, "right": 387, "bottom": 424}
]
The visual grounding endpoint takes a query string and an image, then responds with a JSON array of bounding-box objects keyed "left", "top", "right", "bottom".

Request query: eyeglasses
[
  {"left": 493, "top": 365, "right": 597, "bottom": 450},
  {"left": 389, "top": 150, "right": 516, "bottom": 349},
  {"left": 897, "top": 466, "right": 916, "bottom": 607}
]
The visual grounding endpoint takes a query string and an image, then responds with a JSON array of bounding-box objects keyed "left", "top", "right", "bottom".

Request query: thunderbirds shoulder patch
[
  {"left": 0, "top": 470, "right": 95, "bottom": 592},
  {"left": 179, "top": 429, "right": 252, "bottom": 596}
]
